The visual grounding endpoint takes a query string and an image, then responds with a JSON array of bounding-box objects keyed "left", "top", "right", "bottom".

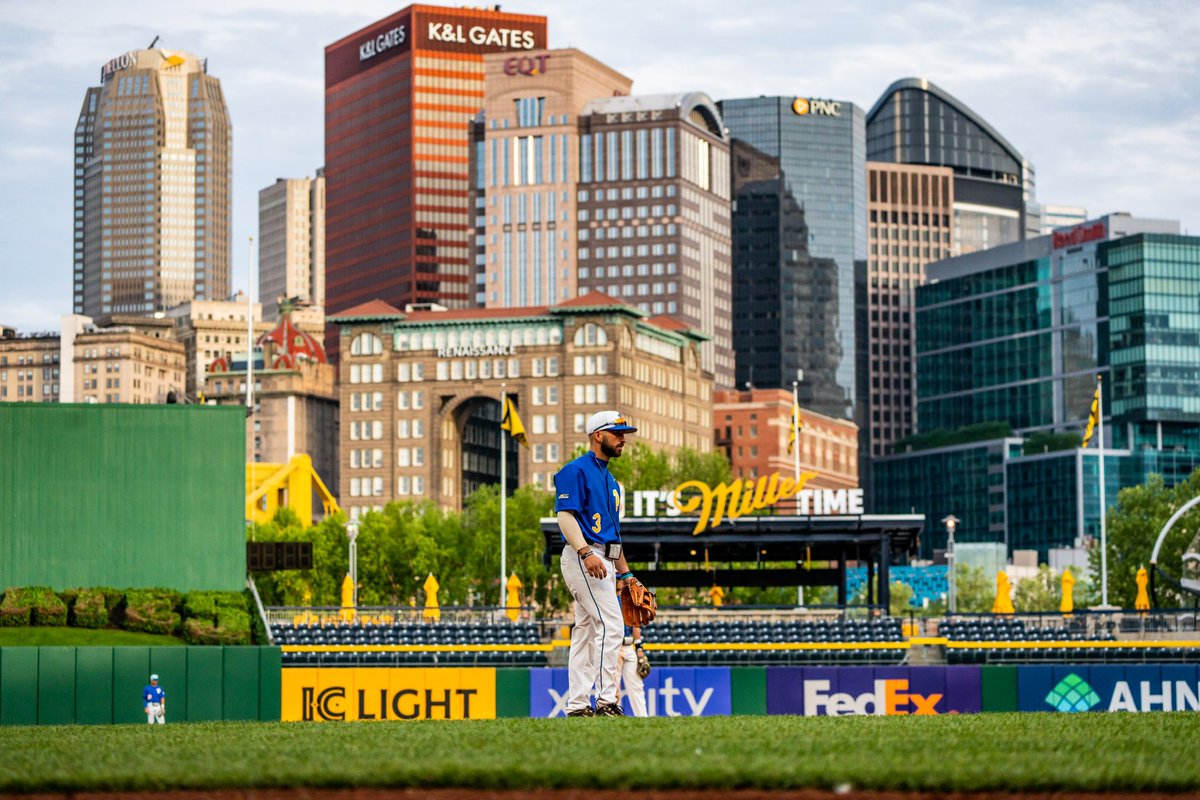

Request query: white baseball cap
[
  {"left": 150, "top": 674, "right": 159, "bottom": 681},
  {"left": 586, "top": 410, "right": 638, "bottom": 435}
]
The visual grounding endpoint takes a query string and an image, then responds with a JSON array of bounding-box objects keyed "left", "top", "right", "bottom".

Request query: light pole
[
  {"left": 346, "top": 519, "right": 359, "bottom": 608},
  {"left": 942, "top": 515, "right": 960, "bottom": 614}
]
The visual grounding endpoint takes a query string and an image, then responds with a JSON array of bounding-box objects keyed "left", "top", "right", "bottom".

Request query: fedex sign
[{"left": 804, "top": 678, "right": 942, "bottom": 716}]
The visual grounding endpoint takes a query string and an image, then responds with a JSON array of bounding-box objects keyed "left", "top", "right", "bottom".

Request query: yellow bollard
[
  {"left": 339, "top": 574, "right": 356, "bottom": 623},
  {"left": 423, "top": 574, "right": 441, "bottom": 621},
  {"left": 1060, "top": 568, "right": 1076, "bottom": 616},
  {"left": 505, "top": 573, "right": 523, "bottom": 622},
  {"left": 709, "top": 585, "right": 725, "bottom": 607},
  {"left": 1135, "top": 567, "right": 1151, "bottom": 613},
  {"left": 992, "top": 570, "right": 1015, "bottom": 615}
]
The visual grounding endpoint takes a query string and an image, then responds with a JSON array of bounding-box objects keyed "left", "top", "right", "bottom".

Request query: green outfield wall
[
  {"left": 0, "top": 646, "right": 280, "bottom": 725},
  {"left": 0, "top": 404, "right": 245, "bottom": 591}
]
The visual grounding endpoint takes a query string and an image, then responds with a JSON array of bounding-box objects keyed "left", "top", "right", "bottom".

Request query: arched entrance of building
[{"left": 456, "top": 396, "right": 519, "bottom": 501}]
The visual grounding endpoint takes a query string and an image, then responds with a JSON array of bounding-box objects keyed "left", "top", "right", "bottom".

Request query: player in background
[
  {"left": 142, "top": 673, "right": 165, "bottom": 724},
  {"left": 555, "top": 410, "right": 639, "bottom": 717},
  {"left": 617, "top": 623, "right": 650, "bottom": 717}
]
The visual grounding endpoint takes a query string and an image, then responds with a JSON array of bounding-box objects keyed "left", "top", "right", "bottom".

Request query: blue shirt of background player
[
  {"left": 143, "top": 683, "right": 165, "bottom": 708},
  {"left": 554, "top": 451, "right": 622, "bottom": 547}
]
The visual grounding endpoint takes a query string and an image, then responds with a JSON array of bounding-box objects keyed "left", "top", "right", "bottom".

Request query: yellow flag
[
  {"left": 1080, "top": 384, "right": 1100, "bottom": 448},
  {"left": 500, "top": 396, "right": 528, "bottom": 447},
  {"left": 787, "top": 401, "right": 803, "bottom": 455}
]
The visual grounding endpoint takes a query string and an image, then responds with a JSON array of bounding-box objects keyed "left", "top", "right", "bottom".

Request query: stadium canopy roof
[{"left": 541, "top": 514, "right": 925, "bottom": 609}]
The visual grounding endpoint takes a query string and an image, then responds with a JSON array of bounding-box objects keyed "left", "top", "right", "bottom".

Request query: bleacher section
[
  {"left": 643, "top": 617, "right": 907, "bottom": 666},
  {"left": 939, "top": 617, "right": 1198, "bottom": 664},
  {"left": 845, "top": 565, "right": 947, "bottom": 609},
  {"left": 274, "top": 620, "right": 548, "bottom": 667}
]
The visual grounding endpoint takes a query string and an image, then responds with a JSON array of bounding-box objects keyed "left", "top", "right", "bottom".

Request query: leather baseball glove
[
  {"left": 635, "top": 648, "right": 651, "bottom": 678},
  {"left": 619, "top": 579, "right": 657, "bottom": 627}
]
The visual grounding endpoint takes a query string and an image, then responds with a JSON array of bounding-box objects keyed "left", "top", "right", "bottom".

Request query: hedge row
[{"left": 0, "top": 587, "right": 254, "bottom": 644}]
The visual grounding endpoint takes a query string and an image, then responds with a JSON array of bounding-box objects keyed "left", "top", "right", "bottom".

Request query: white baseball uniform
[{"left": 561, "top": 544, "right": 625, "bottom": 712}]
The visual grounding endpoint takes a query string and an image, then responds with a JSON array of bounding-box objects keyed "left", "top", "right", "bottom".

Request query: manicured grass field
[
  {"left": 2, "top": 713, "right": 1199, "bottom": 793},
  {"left": 0, "top": 627, "right": 186, "bottom": 647}
]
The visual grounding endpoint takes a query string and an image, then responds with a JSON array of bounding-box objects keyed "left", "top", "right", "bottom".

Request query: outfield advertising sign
[
  {"left": 281, "top": 667, "right": 496, "bottom": 721},
  {"left": 529, "top": 667, "right": 732, "bottom": 717},
  {"left": 1017, "top": 665, "right": 1200, "bottom": 713},
  {"left": 765, "top": 667, "right": 982, "bottom": 716}
]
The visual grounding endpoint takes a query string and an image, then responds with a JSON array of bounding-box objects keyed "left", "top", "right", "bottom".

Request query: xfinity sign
[{"left": 360, "top": 26, "right": 407, "bottom": 61}]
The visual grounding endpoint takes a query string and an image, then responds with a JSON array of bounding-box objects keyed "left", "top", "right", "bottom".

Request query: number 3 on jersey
[{"left": 591, "top": 513, "right": 602, "bottom": 534}]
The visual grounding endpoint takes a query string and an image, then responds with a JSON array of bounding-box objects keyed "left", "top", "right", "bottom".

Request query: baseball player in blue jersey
[
  {"left": 555, "top": 410, "right": 639, "bottom": 717},
  {"left": 142, "top": 673, "right": 166, "bottom": 724}
]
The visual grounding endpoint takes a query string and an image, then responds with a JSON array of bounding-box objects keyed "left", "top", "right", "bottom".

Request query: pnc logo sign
[
  {"left": 792, "top": 97, "right": 842, "bottom": 117},
  {"left": 804, "top": 679, "right": 943, "bottom": 716}
]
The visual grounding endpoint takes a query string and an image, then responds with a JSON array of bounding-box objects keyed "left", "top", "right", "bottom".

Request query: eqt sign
[{"left": 505, "top": 54, "right": 549, "bottom": 76}]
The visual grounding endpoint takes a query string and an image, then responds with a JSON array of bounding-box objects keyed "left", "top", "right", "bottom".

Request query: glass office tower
[
  {"left": 867, "top": 78, "right": 1031, "bottom": 257},
  {"left": 720, "top": 96, "right": 866, "bottom": 420},
  {"left": 874, "top": 215, "right": 1200, "bottom": 559}
]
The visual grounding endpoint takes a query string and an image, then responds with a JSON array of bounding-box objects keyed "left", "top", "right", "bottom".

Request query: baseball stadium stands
[
  {"left": 642, "top": 616, "right": 907, "bottom": 666},
  {"left": 939, "top": 615, "right": 1200, "bottom": 664},
  {"left": 274, "top": 619, "right": 548, "bottom": 667}
]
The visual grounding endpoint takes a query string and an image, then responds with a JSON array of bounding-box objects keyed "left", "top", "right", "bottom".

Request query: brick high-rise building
[
  {"left": 324, "top": 6, "right": 547, "bottom": 350},
  {"left": 75, "top": 48, "right": 231, "bottom": 317}
]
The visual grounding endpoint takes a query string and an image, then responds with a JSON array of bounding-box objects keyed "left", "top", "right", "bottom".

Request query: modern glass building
[
  {"left": 874, "top": 214, "right": 1200, "bottom": 559},
  {"left": 867, "top": 78, "right": 1032, "bottom": 256},
  {"left": 719, "top": 96, "right": 866, "bottom": 420}
]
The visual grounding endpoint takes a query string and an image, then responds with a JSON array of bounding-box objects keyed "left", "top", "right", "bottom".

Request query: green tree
[
  {"left": 954, "top": 564, "right": 995, "bottom": 613},
  {"left": 1089, "top": 469, "right": 1200, "bottom": 608},
  {"left": 888, "top": 581, "right": 915, "bottom": 616},
  {"left": 1015, "top": 565, "right": 1059, "bottom": 612}
]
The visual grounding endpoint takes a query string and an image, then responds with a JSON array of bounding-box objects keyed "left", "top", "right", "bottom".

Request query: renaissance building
[
  {"left": 74, "top": 48, "right": 231, "bottom": 317},
  {"left": 330, "top": 292, "right": 712, "bottom": 518}
]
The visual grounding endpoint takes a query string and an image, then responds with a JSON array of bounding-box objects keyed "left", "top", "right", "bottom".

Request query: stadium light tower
[{"left": 942, "top": 515, "right": 960, "bottom": 614}]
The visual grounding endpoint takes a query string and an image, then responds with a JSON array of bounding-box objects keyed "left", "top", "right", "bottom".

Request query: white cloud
[{"left": 1, "top": 0, "right": 1198, "bottom": 330}]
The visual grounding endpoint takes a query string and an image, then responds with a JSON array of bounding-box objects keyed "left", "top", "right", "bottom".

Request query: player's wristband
[
  {"left": 578, "top": 548, "right": 594, "bottom": 559},
  {"left": 617, "top": 571, "right": 634, "bottom": 581},
  {"left": 633, "top": 640, "right": 643, "bottom": 649}
]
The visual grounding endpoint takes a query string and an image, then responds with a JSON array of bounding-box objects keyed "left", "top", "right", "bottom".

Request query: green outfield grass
[
  {"left": 0, "top": 628, "right": 186, "bottom": 647},
  {"left": 2, "top": 713, "right": 1199, "bottom": 793}
]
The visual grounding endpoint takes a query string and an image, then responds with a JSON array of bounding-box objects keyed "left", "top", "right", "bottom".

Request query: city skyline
[{"left": 2, "top": 0, "right": 1198, "bottom": 331}]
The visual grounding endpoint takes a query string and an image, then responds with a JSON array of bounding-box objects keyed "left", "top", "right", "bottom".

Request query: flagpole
[
  {"left": 1097, "top": 375, "right": 1108, "bottom": 607},
  {"left": 500, "top": 383, "right": 507, "bottom": 608},
  {"left": 792, "top": 381, "right": 801, "bottom": 481},
  {"left": 792, "top": 379, "right": 802, "bottom": 607}
]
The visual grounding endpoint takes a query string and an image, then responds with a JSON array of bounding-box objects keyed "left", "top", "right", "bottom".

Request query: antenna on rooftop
[{"left": 148, "top": 35, "right": 160, "bottom": 49}]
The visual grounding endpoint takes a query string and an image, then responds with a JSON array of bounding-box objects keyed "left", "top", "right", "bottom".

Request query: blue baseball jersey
[
  {"left": 554, "top": 451, "right": 622, "bottom": 546},
  {"left": 143, "top": 684, "right": 165, "bottom": 707}
]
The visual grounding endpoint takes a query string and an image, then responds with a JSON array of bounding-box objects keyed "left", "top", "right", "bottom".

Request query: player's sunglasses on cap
[{"left": 586, "top": 410, "right": 638, "bottom": 435}]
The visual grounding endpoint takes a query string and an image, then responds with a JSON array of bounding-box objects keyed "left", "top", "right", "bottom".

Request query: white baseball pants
[
  {"left": 619, "top": 643, "right": 648, "bottom": 717},
  {"left": 561, "top": 544, "right": 624, "bottom": 712},
  {"left": 145, "top": 703, "right": 165, "bottom": 724}
]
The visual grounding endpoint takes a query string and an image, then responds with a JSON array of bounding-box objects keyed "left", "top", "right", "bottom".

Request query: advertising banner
[
  {"left": 1017, "top": 664, "right": 1200, "bottom": 713},
  {"left": 280, "top": 668, "right": 496, "bottom": 721},
  {"left": 766, "top": 666, "right": 981, "bottom": 716},
  {"left": 529, "top": 667, "right": 731, "bottom": 717}
]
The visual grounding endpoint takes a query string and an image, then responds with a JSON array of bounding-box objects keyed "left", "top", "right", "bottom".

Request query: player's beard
[{"left": 600, "top": 437, "right": 623, "bottom": 459}]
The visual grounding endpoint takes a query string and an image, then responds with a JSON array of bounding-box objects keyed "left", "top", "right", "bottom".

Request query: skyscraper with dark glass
[
  {"left": 867, "top": 78, "right": 1033, "bottom": 257},
  {"left": 873, "top": 214, "right": 1200, "bottom": 558},
  {"left": 720, "top": 96, "right": 866, "bottom": 421}
]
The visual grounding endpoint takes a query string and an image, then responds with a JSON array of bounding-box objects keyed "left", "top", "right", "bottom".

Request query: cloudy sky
[{"left": 1, "top": 0, "right": 1197, "bottom": 331}]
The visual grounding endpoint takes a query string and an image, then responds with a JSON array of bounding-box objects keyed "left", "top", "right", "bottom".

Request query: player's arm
[{"left": 558, "top": 511, "right": 606, "bottom": 579}]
